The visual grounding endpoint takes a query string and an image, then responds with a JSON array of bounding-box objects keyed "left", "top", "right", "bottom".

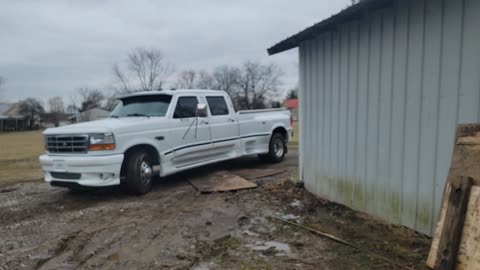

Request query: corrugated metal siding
[{"left": 299, "top": 0, "right": 480, "bottom": 235}]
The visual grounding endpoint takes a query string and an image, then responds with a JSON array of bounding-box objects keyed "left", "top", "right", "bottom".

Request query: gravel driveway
[{"left": 0, "top": 149, "right": 430, "bottom": 270}]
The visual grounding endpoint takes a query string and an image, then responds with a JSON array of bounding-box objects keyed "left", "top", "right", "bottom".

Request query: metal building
[{"left": 268, "top": 0, "right": 480, "bottom": 235}]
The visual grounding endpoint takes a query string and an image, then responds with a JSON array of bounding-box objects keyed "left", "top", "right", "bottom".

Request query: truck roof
[{"left": 117, "top": 89, "right": 225, "bottom": 99}]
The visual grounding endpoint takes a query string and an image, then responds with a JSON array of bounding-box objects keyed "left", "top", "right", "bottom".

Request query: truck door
[
  {"left": 206, "top": 95, "right": 240, "bottom": 157},
  {"left": 170, "top": 96, "right": 212, "bottom": 167}
]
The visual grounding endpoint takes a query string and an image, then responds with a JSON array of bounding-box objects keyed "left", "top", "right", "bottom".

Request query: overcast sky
[{"left": 0, "top": 0, "right": 349, "bottom": 104}]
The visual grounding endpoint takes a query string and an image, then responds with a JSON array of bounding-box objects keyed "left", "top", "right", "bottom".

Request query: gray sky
[{"left": 0, "top": 0, "right": 349, "bottom": 104}]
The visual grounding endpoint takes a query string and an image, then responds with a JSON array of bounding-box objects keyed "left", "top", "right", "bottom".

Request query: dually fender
[{"left": 270, "top": 123, "right": 289, "bottom": 135}]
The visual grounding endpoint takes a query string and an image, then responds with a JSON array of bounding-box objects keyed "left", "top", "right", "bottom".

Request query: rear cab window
[{"left": 206, "top": 96, "right": 229, "bottom": 116}]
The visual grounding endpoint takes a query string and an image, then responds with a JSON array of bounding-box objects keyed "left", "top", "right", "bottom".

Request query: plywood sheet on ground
[
  {"left": 187, "top": 170, "right": 257, "bottom": 193},
  {"left": 427, "top": 125, "right": 480, "bottom": 269},
  {"left": 232, "top": 168, "right": 285, "bottom": 180}
]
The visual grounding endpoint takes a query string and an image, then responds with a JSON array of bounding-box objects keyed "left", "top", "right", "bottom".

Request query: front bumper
[{"left": 39, "top": 154, "right": 124, "bottom": 187}]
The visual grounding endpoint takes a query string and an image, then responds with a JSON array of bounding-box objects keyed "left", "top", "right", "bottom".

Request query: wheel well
[
  {"left": 121, "top": 144, "right": 160, "bottom": 177},
  {"left": 272, "top": 127, "right": 287, "bottom": 139}
]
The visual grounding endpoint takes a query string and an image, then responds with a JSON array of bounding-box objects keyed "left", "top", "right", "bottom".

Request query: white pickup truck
[{"left": 39, "top": 89, "right": 292, "bottom": 194}]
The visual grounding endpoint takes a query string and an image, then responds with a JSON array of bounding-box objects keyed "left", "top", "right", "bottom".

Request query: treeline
[
  {"left": 0, "top": 47, "right": 298, "bottom": 128},
  {"left": 111, "top": 47, "right": 286, "bottom": 110},
  {"left": 174, "top": 62, "right": 283, "bottom": 110}
]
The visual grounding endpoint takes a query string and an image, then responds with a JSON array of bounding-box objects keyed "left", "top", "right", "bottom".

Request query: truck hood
[{"left": 43, "top": 117, "right": 166, "bottom": 135}]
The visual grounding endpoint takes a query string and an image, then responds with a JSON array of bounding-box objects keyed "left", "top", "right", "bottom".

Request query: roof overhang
[{"left": 267, "top": 0, "right": 393, "bottom": 55}]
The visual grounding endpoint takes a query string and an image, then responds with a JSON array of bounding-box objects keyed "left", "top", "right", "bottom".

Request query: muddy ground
[{"left": 0, "top": 149, "right": 431, "bottom": 270}]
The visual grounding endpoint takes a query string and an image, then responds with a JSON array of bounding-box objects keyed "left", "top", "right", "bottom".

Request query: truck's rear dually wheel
[{"left": 259, "top": 132, "right": 286, "bottom": 163}]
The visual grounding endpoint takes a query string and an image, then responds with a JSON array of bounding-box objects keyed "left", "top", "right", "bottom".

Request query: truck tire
[
  {"left": 121, "top": 150, "right": 154, "bottom": 195},
  {"left": 259, "top": 132, "right": 286, "bottom": 163}
]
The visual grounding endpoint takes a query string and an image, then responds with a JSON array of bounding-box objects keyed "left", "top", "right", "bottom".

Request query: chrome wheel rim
[
  {"left": 140, "top": 161, "right": 153, "bottom": 185},
  {"left": 273, "top": 138, "right": 284, "bottom": 158}
]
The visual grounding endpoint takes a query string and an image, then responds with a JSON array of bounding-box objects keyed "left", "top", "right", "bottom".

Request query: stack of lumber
[{"left": 427, "top": 124, "right": 480, "bottom": 270}]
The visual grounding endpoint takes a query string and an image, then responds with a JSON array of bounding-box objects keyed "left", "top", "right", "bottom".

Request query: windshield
[{"left": 110, "top": 95, "right": 172, "bottom": 118}]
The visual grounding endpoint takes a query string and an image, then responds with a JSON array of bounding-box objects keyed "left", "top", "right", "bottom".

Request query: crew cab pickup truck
[{"left": 40, "top": 89, "right": 292, "bottom": 194}]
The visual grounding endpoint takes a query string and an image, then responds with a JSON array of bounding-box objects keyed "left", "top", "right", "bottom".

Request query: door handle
[
  {"left": 200, "top": 120, "right": 209, "bottom": 125},
  {"left": 228, "top": 118, "right": 236, "bottom": 122}
]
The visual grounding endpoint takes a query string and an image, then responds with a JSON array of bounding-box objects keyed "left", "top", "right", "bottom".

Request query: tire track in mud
[
  {"left": 19, "top": 185, "right": 202, "bottom": 269},
  {"left": 1, "top": 150, "right": 430, "bottom": 270}
]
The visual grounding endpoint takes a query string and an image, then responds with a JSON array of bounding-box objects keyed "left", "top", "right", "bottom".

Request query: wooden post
[{"left": 435, "top": 176, "right": 473, "bottom": 270}]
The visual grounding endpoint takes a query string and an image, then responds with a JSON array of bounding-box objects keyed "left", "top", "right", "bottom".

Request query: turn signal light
[{"left": 88, "top": 144, "right": 116, "bottom": 151}]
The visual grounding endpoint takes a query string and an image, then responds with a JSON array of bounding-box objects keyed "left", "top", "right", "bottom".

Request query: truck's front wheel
[
  {"left": 121, "top": 150, "right": 154, "bottom": 195},
  {"left": 259, "top": 132, "right": 286, "bottom": 163}
]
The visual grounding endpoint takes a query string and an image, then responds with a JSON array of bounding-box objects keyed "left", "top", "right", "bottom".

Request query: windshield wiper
[
  {"left": 126, "top": 113, "right": 150, "bottom": 118},
  {"left": 110, "top": 115, "right": 119, "bottom": 118}
]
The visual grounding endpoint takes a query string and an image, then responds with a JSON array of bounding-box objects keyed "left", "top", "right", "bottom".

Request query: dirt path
[{"left": 0, "top": 149, "right": 430, "bottom": 269}]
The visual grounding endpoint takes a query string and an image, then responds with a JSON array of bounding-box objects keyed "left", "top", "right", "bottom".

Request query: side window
[
  {"left": 173, "top": 96, "right": 199, "bottom": 118},
  {"left": 206, "top": 96, "right": 229, "bottom": 116}
]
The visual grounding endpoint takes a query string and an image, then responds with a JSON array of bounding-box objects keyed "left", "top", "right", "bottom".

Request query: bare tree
[
  {"left": 113, "top": 63, "right": 130, "bottom": 93},
  {"left": 236, "top": 61, "right": 283, "bottom": 110},
  {"left": 196, "top": 70, "right": 214, "bottom": 89},
  {"left": 48, "top": 96, "right": 65, "bottom": 113},
  {"left": 211, "top": 65, "right": 241, "bottom": 96},
  {"left": 113, "top": 47, "right": 173, "bottom": 92},
  {"left": 47, "top": 96, "right": 65, "bottom": 127},
  {"left": 176, "top": 70, "right": 197, "bottom": 89},
  {"left": 104, "top": 95, "right": 120, "bottom": 111},
  {"left": 175, "top": 69, "right": 214, "bottom": 89},
  {"left": 18, "top": 98, "right": 45, "bottom": 129},
  {"left": 68, "top": 91, "right": 81, "bottom": 112},
  {"left": 77, "top": 88, "right": 105, "bottom": 112}
]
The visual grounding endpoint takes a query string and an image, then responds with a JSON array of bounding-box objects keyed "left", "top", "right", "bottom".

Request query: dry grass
[
  {"left": 0, "top": 125, "right": 299, "bottom": 185},
  {"left": 0, "top": 131, "right": 45, "bottom": 185}
]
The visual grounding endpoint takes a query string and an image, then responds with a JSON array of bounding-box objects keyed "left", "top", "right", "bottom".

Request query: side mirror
[{"left": 196, "top": 103, "right": 208, "bottom": 117}]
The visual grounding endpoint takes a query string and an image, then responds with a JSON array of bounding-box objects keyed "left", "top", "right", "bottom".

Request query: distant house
[
  {"left": 40, "top": 112, "right": 70, "bottom": 128},
  {"left": 70, "top": 108, "right": 111, "bottom": 123},
  {"left": 0, "top": 103, "right": 28, "bottom": 132},
  {"left": 284, "top": 99, "right": 298, "bottom": 121}
]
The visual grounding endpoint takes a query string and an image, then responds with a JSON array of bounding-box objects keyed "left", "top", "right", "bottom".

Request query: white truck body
[{"left": 39, "top": 90, "right": 292, "bottom": 190}]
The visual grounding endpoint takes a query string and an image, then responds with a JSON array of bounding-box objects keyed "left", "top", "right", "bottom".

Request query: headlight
[{"left": 88, "top": 133, "right": 116, "bottom": 151}]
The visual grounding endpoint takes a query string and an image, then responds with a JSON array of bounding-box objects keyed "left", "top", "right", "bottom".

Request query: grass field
[
  {"left": 0, "top": 124, "right": 298, "bottom": 186},
  {"left": 0, "top": 131, "right": 44, "bottom": 185}
]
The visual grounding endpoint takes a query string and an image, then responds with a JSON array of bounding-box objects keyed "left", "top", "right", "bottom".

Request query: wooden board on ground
[
  {"left": 187, "top": 170, "right": 257, "bottom": 193},
  {"left": 427, "top": 186, "right": 480, "bottom": 269},
  {"left": 232, "top": 168, "right": 285, "bottom": 180},
  {"left": 427, "top": 124, "right": 480, "bottom": 269}
]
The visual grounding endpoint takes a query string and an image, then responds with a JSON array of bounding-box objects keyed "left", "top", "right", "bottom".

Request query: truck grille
[{"left": 46, "top": 135, "right": 88, "bottom": 153}]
